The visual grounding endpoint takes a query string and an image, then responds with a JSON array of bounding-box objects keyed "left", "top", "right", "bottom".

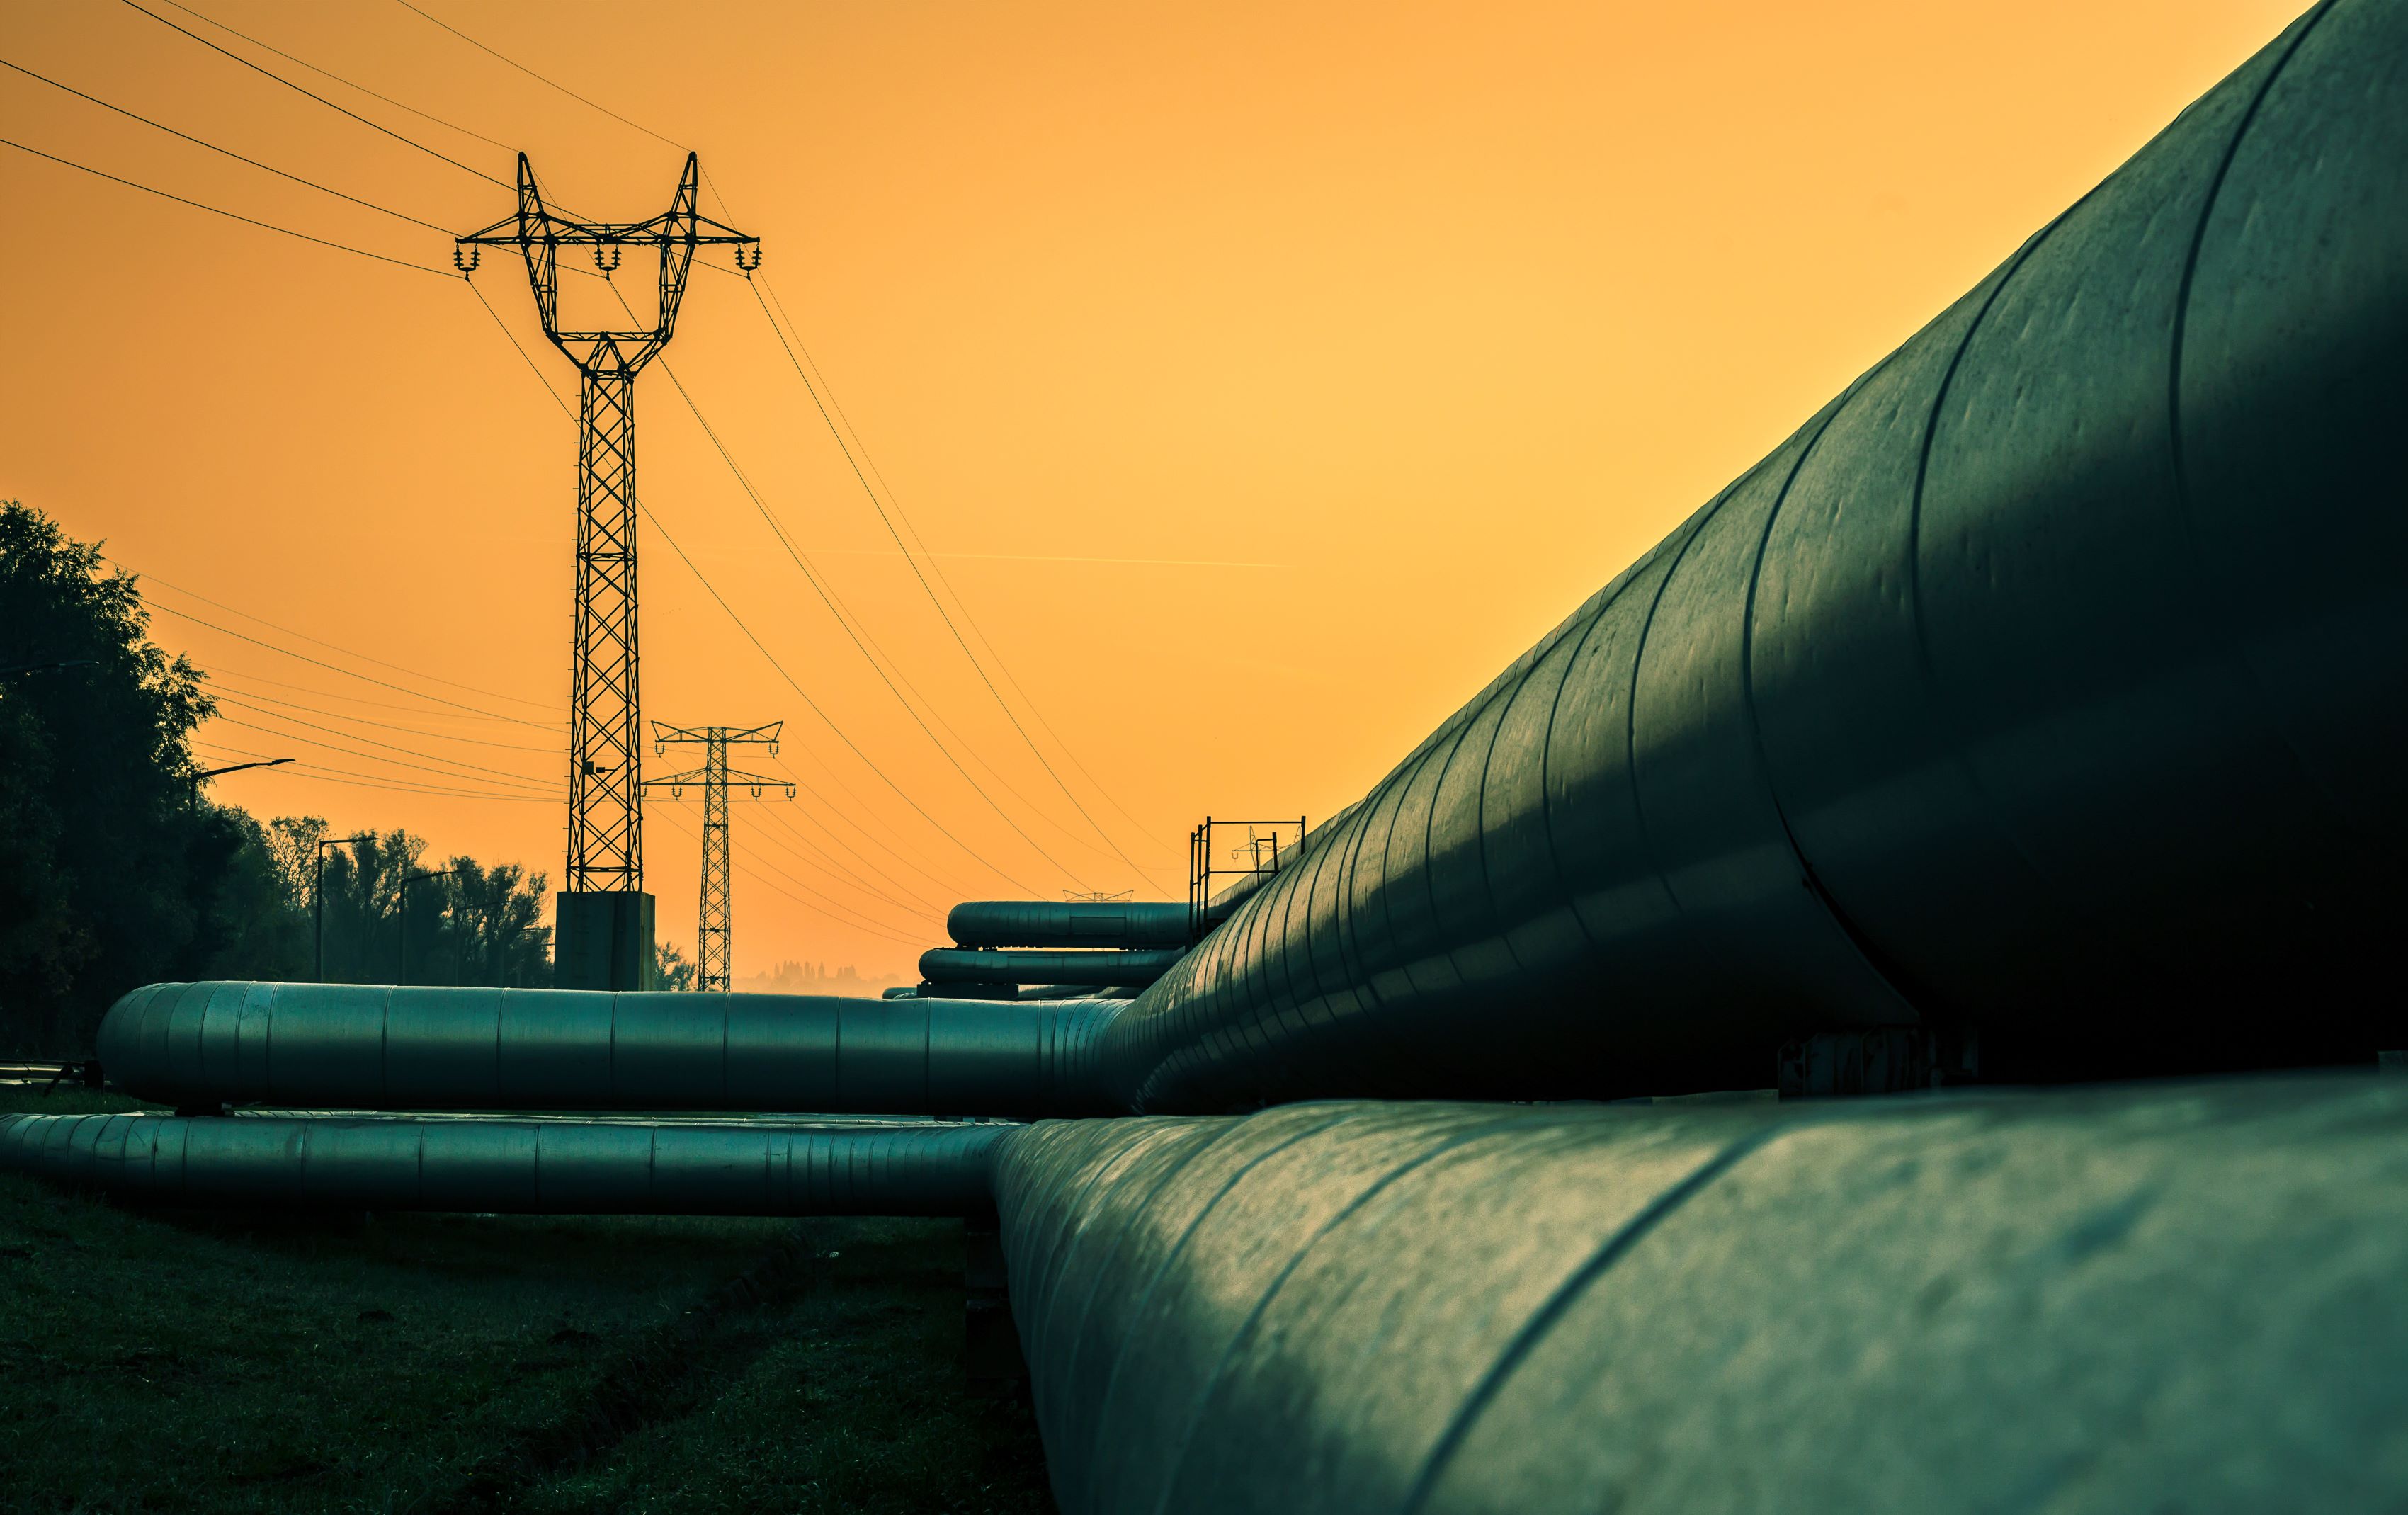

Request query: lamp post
[
  {"left": 314, "top": 835, "right": 372, "bottom": 983},
  {"left": 192, "top": 756, "right": 294, "bottom": 814},
  {"left": 196, "top": 758, "right": 293, "bottom": 781},
  {"left": 0, "top": 657, "right": 95, "bottom": 679},
  {"left": 504, "top": 924, "right": 550, "bottom": 988},
  {"left": 399, "top": 867, "right": 465, "bottom": 986}
]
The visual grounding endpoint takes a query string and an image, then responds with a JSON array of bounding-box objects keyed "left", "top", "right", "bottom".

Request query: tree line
[{"left": 0, "top": 502, "right": 558, "bottom": 1055}]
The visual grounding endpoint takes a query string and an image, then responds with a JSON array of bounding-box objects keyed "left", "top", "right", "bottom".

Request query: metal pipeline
[
  {"left": 0, "top": 1111, "right": 1002, "bottom": 1215},
  {"left": 948, "top": 900, "right": 1193, "bottom": 950},
  {"left": 95, "top": 982, "right": 1123, "bottom": 1116},
  {"left": 994, "top": 1074, "right": 2408, "bottom": 1515},
  {"left": 3, "top": 1074, "right": 2398, "bottom": 1511},
  {"left": 918, "top": 948, "right": 1184, "bottom": 989},
  {"left": 1098, "top": 0, "right": 2408, "bottom": 1111}
]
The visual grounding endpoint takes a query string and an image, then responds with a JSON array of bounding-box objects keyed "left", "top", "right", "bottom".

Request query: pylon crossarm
[
  {"left": 640, "top": 768, "right": 790, "bottom": 794},
  {"left": 458, "top": 217, "right": 756, "bottom": 249},
  {"left": 652, "top": 721, "right": 783, "bottom": 746}
]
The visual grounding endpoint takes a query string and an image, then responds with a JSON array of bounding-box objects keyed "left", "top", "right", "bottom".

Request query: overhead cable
[
  {"left": 465, "top": 278, "right": 999, "bottom": 899},
  {"left": 152, "top": 0, "right": 518, "bottom": 154},
  {"left": 120, "top": 558, "right": 560, "bottom": 713},
  {"left": 387, "top": 0, "right": 684, "bottom": 152},
  {"left": 145, "top": 599, "right": 557, "bottom": 730},
  {"left": 203, "top": 663, "right": 538, "bottom": 723},
  {"left": 745, "top": 279, "right": 1162, "bottom": 883},
  {"left": 755, "top": 276, "right": 1166, "bottom": 851},
  {"left": 208, "top": 713, "right": 562, "bottom": 793},
  {"left": 199, "top": 742, "right": 558, "bottom": 804},
  {"left": 0, "top": 135, "right": 446, "bottom": 276},
  {"left": 120, "top": 0, "right": 515, "bottom": 192},
  {"left": 0, "top": 57, "right": 455, "bottom": 234},
  {"left": 650, "top": 351, "right": 1089, "bottom": 888},
  {"left": 212, "top": 693, "right": 560, "bottom": 787},
  {"left": 209, "top": 682, "right": 557, "bottom": 753},
  {"left": 649, "top": 806, "right": 926, "bottom": 949},
  {"left": 737, "top": 804, "right": 941, "bottom": 921}
]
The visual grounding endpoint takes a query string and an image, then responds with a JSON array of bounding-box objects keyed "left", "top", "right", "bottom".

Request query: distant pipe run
[
  {"left": 947, "top": 900, "right": 1193, "bottom": 950},
  {"left": 917, "top": 948, "right": 1184, "bottom": 989},
  {"left": 0, "top": 1111, "right": 1003, "bottom": 1215},
  {"left": 96, "top": 982, "right": 1123, "bottom": 1118}
]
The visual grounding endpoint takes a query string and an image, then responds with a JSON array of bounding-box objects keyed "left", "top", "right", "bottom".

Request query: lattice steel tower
[
  {"left": 645, "top": 723, "right": 791, "bottom": 992},
  {"left": 458, "top": 153, "right": 759, "bottom": 989}
]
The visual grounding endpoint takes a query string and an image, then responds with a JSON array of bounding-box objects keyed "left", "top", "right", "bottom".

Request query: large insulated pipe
[
  {"left": 994, "top": 1074, "right": 2408, "bottom": 1515},
  {"left": 919, "top": 948, "right": 1184, "bottom": 989},
  {"left": 96, "top": 982, "right": 1120, "bottom": 1116},
  {"left": 948, "top": 900, "right": 1193, "bottom": 950},
  {"left": 1099, "top": 0, "right": 2408, "bottom": 1112},
  {"left": 0, "top": 1111, "right": 1002, "bottom": 1215}
]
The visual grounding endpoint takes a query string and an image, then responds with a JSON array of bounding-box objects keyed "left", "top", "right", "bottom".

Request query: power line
[
  {"left": 727, "top": 829, "right": 931, "bottom": 945},
  {"left": 683, "top": 805, "right": 937, "bottom": 943},
  {"left": 754, "top": 276, "right": 1168, "bottom": 853},
  {"left": 609, "top": 283, "right": 1114, "bottom": 880},
  {"left": 152, "top": 0, "right": 518, "bottom": 155},
  {"left": 201, "top": 662, "right": 538, "bottom": 724},
  {"left": 649, "top": 351, "right": 1089, "bottom": 889},
  {"left": 636, "top": 474, "right": 1032, "bottom": 892},
  {"left": 744, "top": 278, "right": 1162, "bottom": 883},
  {"left": 751, "top": 802, "right": 941, "bottom": 917},
  {"left": 145, "top": 599, "right": 557, "bottom": 730},
  {"left": 467, "top": 277, "right": 999, "bottom": 901},
  {"left": 498, "top": 273, "right": 1072, "bottom": 897},
  {"left": 208, "top": 696, "right": 562, "bottom": 786},
  {"left": 0, "top": 135, "right": 447, "bottom": 276},
  {"left": 199, "top": 741, "right": 559, "bottom": 803},
  {"left": 208, "top": 713, "right": 561, "bottom": 793},
  {"left": 0, "top": 57, "right": 456, "bottom": 234},
  {"left": 651, "top": 805, "right": 926, "bottom": 949},
  {"left": 121, "top": 0, "right": 514, "bottom": 192},
  {"left": 740, "top": 803, "right": 941, "bottom": 921},
  {"left": 388, "top": 0, "right": 684, "bottom": 152},
  {"left": 120, "top": 558, "right": 560, "bottom": 713},
  {"left": 210, "top": 681, "right": 557, "bottom": 753}
]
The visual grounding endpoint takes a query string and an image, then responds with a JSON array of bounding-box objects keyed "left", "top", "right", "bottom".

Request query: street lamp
[
  {"left": 504, "top": 924, "right": 550, "bottom": 989},
  {"left": 0, "top": 657, "right": 96, "bottom": 679},
  {"left": 191, "top": 756, "right": 295, "bottom": 812},
  {"left": 399, "top": 867, "right": 465, "bottom": 986},
  {"left": 314, "top": 835, "right": 373, "bottom": 982},
  {"left": 196, "top": 758, "right": 293, "bottom": 781}
]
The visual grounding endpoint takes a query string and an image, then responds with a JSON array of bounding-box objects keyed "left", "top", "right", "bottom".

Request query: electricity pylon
[
  {"left": 458, "top": 152, "right": 760, "bottom": 989},
  {"left": 644, "top": 723, "right": 792, "bottom": 993}
]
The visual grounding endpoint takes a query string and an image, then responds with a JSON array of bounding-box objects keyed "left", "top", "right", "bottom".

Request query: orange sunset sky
[{"left": 1, "top": 0, "right": 2313, "bottom": 982}]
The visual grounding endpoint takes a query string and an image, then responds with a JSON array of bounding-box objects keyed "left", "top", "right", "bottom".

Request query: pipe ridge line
[
  {"left": 1398, "top": 1118, "right": 1792, "bottom": 1513},
  {"left": 1734, "top": 366, "right": 1923, "bottom": 1019},
  {"left": 1073, "top": 1108, "right": 1363, "bottom": 1509},
  {"left": 2164, "top": 0, "right": 2339, "bottom": 815},
  {"left": 1143, "top": 1111, "right": 1560, "bottom": 1514}
]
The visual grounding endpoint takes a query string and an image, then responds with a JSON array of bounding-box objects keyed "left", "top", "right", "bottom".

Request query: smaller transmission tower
[{"left": 644, "top": 723, "right": 791, "bottom": 992}]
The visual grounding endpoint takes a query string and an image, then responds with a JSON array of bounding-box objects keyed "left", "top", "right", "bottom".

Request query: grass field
[{"left": 0, "top": 1090, "right": 1052, "bottom": 1514}]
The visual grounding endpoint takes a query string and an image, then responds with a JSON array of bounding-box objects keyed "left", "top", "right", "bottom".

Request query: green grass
[{"left": 0, "top": 1091, "right": 1051, "bottom": 1514}]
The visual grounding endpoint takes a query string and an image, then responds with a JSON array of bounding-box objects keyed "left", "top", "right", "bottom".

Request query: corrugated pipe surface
[
  {"left": 1099, "top": 1, "right": 2408, "bottom": 1111},
  {"left": 0, "top": 1113, "right": 1003, "bottom": 1215},
  {"left": 97, "top": 982, "right": 1121, "bottom": 1116},
  {"left": 994, "top": 1075, "right": 2408, "bottom": 1515},
  {"left": 949, "top": 901, "right": 1193, "bottom": 950},
  {"left": 918, "top": 948, "right": 1185, "bottom": 989}
]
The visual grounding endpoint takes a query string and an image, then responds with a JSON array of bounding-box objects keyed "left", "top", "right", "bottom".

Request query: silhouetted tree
[
  {"left": 0, "top": 504, "right": 556, "bottom": 1050},
  {"left": 0, "top": 502, "right": 307, "bottom": 1050},
  {"left": 654, "top": 939, "right": 697, "bottom": 992}
]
